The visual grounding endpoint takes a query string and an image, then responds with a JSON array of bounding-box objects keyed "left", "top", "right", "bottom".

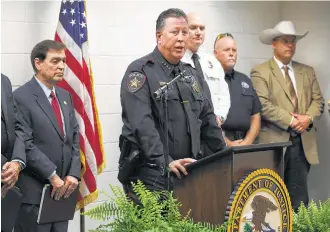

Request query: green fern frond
[
  {"left": 88, "top": 222, "right": 114, "bottom": 232},
  {"left": 293, "top": 199, "right": 330, "bottom": 232},
  {"left": 84, "top": 201, "right": 119, "bottom": 221},
  {"left": 88, "top": 230, "right": 110, "bottom": 232},
  {"left": 86, "top": 180, "right": 239, "bottom": 232}
]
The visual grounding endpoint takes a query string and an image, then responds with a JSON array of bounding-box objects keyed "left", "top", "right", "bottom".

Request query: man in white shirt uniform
[{"left": 182, "top": 12, "right": 231, "bottom": 132}]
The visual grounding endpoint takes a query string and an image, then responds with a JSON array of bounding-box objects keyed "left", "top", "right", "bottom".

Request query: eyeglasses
[{"left": 214, "top": 33, "right": 234, "bottom": 48}]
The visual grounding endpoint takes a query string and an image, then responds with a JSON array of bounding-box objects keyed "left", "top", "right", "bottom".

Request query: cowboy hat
[{"left": 259, "top": 21, "right": 308, "bottom": 45}]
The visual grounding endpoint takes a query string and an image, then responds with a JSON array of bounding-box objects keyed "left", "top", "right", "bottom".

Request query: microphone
[
  {"left": 153, "top": 69, "right": 186, "bottom": 99},
  {"left": 175, "top": 66, "right": 193, "bottom": 83}
]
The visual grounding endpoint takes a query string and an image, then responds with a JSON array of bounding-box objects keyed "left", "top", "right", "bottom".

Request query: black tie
[
  {"left": 225, "top": 72, "right": 232, "bottom": 83},
  {"left": 192, "top": 53, "right": 205, "bottom": 81}
]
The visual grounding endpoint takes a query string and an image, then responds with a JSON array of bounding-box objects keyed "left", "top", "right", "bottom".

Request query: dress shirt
[
  {"left": 273, "top": 56, "right": 297, "bottom": 94},
  {"left": 182, "top": 49, "right": 231, "bottom": 120}
]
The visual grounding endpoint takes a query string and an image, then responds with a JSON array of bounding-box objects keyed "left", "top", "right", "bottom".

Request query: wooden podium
[{"left": 172, "top": 142, "right": 291, "bottom": 225}]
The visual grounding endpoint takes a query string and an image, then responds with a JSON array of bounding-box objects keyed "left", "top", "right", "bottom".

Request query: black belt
[{"left": 224, "top": 130, "right": 247, "bottom": 140}]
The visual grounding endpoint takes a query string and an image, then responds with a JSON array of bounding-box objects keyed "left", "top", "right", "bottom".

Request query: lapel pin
[{"left": 64, "top": 101, "right": 67, "bottom": 105}]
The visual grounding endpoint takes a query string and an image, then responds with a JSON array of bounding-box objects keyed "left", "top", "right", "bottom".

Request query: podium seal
[{"left": 226, "top": 169, "right": 292, "bottom": 232}]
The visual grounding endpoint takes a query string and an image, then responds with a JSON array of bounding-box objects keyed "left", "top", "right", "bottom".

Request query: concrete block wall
[{"left": 4, "top": 1, "right": 328, "bottom": 231}]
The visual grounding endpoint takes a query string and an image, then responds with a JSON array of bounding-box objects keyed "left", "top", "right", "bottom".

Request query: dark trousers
[
  {"left": 14, "top": 204, "right": 68, "bottom": 232},
  {"left": 284, "top": 135, "right": 310, "bottom": 211},
  {"left": 124, "top": 166, "right": 169, "bottom": 205}
]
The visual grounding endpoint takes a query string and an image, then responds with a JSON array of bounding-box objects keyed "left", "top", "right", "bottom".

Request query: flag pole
[{"left": 80, "top": 207, "right": 85, "bottom": 232}]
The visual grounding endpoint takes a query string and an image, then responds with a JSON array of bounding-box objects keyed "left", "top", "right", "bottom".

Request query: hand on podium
[
  {"left": 169, "top": 158, "right": 196, "bottom": 179},
  {"left": 225, "top": 137, "right": 243, "bottom": 147}
]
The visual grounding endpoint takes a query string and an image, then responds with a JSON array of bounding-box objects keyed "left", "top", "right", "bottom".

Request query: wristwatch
[{"left": 15, "top": 161, "right": 24, "bottom": 173}]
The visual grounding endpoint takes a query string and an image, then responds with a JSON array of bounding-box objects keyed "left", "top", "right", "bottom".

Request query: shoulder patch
[
  {"left": 126, "top": 72, "right": 146, "bottom": 92},
  {"left": 241, "top": 81, "right": 249, "bottom": 89}
]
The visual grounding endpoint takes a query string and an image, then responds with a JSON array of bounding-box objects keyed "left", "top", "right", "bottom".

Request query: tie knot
[
  {"left": 192, "top": 53, "right": 199, "bottom": 61},
  {"left": 50, "top": 91, "right": 56, "bottom": 99},
  {"left": 283, "top": 65, "right": 289, "bottom": 73},
  {"left": 173, "top": 66, "right": 181, "bottom": 76}
]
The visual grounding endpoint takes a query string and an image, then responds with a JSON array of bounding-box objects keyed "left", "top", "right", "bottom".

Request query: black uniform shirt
[
  {"left": 120, "top": 47, "right": 226, "bottom": 168},
  {"left": 222, "top": 70, "right": 261, "bottom": 132}
]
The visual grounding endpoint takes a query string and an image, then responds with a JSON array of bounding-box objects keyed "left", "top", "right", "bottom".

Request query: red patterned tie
[{"left": 50, "top": 91, "right": 64, "bottom": 136}]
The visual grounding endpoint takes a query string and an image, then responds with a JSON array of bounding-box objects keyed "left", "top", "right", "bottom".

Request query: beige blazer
[{"left": 251, "top": 58, "right": 324, "bottom": 164}]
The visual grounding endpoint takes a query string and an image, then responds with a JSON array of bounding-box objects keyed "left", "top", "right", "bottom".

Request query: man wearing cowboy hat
[{"left": 251, "top": 21, "right": 324, "bottom": 211}]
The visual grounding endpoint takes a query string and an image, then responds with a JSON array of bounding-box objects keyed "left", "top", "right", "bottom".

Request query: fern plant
[
  {"left": 84, "top": 180, "right": 230, "bottom": 232},
  {"left": 243, "top": 223, "right": 253, "bottom": 232},
  {"left": 293, "top": 199, "right": 330, "bottom": 232}
]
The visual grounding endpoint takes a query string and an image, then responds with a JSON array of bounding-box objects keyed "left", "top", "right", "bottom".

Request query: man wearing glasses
[
  {"left": 251, "top": 21, "right": 324, "bottom": 211},
  {"left": 182, "top": 12, "right": 231, "bottom": 133},
  {"left": 214, "top": 33, "right": 261, "bottom": 147}
]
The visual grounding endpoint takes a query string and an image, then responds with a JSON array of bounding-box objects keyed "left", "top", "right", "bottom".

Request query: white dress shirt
[
  {"left": 273, "top": 56, "right": 297, "bottom": 94},
  {"left": 182, "top": 49, "right": 231, "bottom": 120}
]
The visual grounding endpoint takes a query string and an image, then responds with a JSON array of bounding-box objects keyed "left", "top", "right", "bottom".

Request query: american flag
[{"left": 54, "top": 0, "right": 105, "bottom": 209}]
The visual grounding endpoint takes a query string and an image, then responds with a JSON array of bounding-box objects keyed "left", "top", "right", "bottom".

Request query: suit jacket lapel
[
  {"left": 1, "top": 76, "right": 15, "bottom": 150},
  {"left": 56, "top": 87, "right": 70, "bottom": 142},
  {"left": 269, "top": 58, "right": 294, "bottom": 107},
  {"left": 292, "top": 61, "right": 303, "bottom": 109},
  {"left": 1, "top": 84, "right": 9, "bottom": 126},
  {"left": 31, "top": 78, "right": 64, "bottom": 140}
]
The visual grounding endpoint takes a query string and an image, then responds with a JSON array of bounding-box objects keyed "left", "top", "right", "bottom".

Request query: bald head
[
  {"left": 186, "top": 12, "right": 205, "bottom": 53},
  {"left": 214, "top": 36, "right": 237, "bottom": 72}
]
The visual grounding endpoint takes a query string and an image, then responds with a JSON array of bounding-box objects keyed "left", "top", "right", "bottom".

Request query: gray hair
[{"left": 156, "top": 8, "right": 187, "bottom": 32}]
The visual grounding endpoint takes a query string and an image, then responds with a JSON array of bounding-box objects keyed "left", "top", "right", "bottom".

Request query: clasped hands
[
  {"left": 49, "top": 174, "right": 78, "bottom": 201},
  {"left": 1, "top": 161, "right": 21, "bottom": 198},
  {"left": 290, "top": 113, "right": 312, "bottom": 133}
]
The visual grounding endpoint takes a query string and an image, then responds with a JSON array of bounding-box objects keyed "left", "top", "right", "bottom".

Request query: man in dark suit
[
  {"left": 13, "top": 40, "right": 80, "bottom": 232},
  {"left": 1, "top": 73, "right": 26, "bottom": 197}
]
